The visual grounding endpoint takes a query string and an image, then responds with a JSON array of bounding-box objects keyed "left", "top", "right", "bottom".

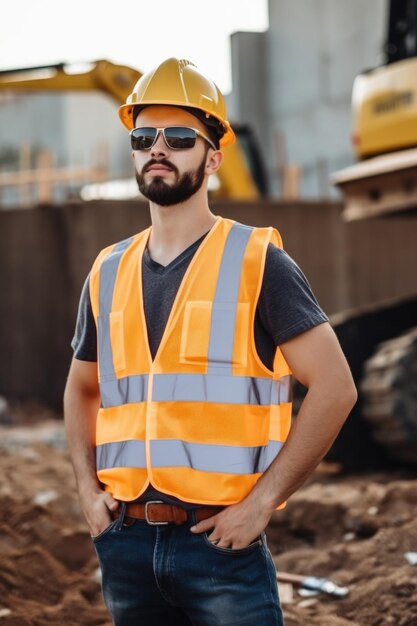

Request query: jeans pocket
[
  {"left": 203, "top": 532, "right": 263, "bottom": 555},
  {"left": 91, "top": 519, "right": 118, "bottom": 543}
]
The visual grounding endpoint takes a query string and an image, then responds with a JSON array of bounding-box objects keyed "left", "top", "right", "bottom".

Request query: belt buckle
[{"left": 145, "top": 500, "right": 169, "bottom": 525}]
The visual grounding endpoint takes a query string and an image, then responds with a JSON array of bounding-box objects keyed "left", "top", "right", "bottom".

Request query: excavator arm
[{"left": 0, "top": 60, "right": 141, "bottom": 106}]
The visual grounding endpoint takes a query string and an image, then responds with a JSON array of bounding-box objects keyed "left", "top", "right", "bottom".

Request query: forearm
[
  {"left": 63, "top": 381, "right": 101, "bottom": 497},
  {"left": 191, "top": 324, "right": 357, "bottom": 548},
  {"left": 64, "top": 373, "right": 120, "bottom": 532},
  {"left": 249, "top": 380, "right": 356, "bottom": 512}
]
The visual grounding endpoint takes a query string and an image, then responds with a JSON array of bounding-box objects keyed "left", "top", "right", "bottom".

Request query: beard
[{"left": 136, "top": 152, "right": 207, "bottom": 206}]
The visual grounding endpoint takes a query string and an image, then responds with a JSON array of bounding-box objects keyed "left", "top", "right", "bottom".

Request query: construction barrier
[{"left": 1, "top": 199, "right": 417, "bottom": 406}]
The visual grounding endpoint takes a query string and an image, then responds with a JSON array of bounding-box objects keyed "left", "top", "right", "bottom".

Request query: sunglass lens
[
  {"left": 130, "top": 128, "right": 157, "bottom": 150},
  {"left": 164, "top": 127, "right": 197, "bottom": 149}
]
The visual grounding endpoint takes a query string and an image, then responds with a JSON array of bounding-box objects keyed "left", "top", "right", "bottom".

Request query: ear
[{"left": 205, "top": 149, "right": 223, "bottom": 175}]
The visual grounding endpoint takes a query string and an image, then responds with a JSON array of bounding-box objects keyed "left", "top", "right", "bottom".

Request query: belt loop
[{"left": 115, "top": 501, "right": 127, "bottom": 531}]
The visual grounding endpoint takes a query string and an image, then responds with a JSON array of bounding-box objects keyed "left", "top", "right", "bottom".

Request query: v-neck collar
[
  {"left": 137, "top": 217, "right": 222, "bottom": 365},
  {"left": 143, "top": 231, "right": 209, "bottom": 274}
]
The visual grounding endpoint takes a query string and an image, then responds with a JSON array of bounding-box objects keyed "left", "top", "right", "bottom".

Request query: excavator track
[{"left": 360, "top": 326, "right": 417, "bottom": 464}]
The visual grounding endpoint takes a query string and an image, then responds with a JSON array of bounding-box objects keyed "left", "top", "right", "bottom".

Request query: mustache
[{"left": 143, "top": 158, "right": 178, "bottom": 175}]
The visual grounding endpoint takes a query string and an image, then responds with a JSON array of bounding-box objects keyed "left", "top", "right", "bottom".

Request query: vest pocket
[
  {"left": 180, "top": 301, "right": 211, "bottom": 364},
  {"left": 180, "top": 301, "right": 249, "bottom": 367},
  {"left": 98, "top": 310, "right": 126, "bottom": 376}
]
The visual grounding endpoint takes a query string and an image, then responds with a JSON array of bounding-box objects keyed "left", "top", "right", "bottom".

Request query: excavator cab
[
  {"left": 332, "top": 0, "right": 417, "bottom": 220},
  {"left": 385, "top": 0, "right": 417, "bottom": 64}
]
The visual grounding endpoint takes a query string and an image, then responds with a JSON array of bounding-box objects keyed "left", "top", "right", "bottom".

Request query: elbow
[
  {"left": 340, "top": 376, "right": 358, "bottom": 414},
  {"left": 348, "top": 384, "right": 358, "bottom": 411}
]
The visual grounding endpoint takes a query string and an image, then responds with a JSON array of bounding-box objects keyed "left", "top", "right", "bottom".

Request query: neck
[{"left": 147, "top": 187, "right": 217, "bottom": 266}]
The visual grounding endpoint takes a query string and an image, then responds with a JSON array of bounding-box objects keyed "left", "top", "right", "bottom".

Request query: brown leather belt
[{"left": 113, "top": 500, "right": 224, "bottom": 526}]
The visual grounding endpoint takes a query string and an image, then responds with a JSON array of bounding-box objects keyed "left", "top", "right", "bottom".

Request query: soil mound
[{"left": 1, "top": 408, "right": 417, "bottom": 625}]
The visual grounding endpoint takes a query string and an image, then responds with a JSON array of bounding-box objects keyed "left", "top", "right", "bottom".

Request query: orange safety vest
[{"left": 89, "top": 217, "right": 292, "bottom": 506}]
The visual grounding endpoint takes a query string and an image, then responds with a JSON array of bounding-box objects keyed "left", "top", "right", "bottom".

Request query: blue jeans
[{"left": 93, "top": 510, "right": 284, "bottom": 626}]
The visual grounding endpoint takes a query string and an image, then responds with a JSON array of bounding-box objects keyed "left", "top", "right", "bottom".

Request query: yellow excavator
[
  {"left": 329, "top": 0, "right": 417, "bottom": 468},
  {"left": 332, "top": 0, "right": 417, "bottom": 221},
  {"left": 0, "top": 59, "right": 268, "bottom": 200}
]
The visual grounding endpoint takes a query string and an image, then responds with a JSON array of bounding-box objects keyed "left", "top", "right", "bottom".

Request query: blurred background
[
  {"left": 0, "top": 0, "right": 383, "bottom": 204},
  {"left": 1, "top": 1, "right": 417, "bottom": 624}
]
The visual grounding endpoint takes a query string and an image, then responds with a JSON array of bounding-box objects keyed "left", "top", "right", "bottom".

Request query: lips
[{"left": 145, "top": 164, "right": 173, "bottom": 174}]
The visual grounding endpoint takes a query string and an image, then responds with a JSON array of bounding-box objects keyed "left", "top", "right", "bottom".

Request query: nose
[{"left": 150, "top": 130, "right": 169, "bottom": 157}]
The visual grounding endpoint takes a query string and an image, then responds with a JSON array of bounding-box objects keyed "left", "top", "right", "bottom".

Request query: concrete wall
[
  {"left": 0, "top": 92, "right": 132, "bottom": 207},
  {"left": 1, "top": 200, "right": 417, "bottom": 407},
  {"left": 64, "top": 93, "right": 131, "bottom": 178},
  {"left": 228, "top": 32, "right": 268, "bottom": 154},
  {"left": 230, "top": 0, "right": 388, "bottom": 197},
  {"left": 0, "top": 93, "right": 65, "bottom": 206}
]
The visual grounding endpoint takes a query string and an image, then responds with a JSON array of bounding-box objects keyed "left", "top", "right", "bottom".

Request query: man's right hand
[
  {"left": 80, "top": 490, "right": 120, "bottom": 537},
  {"left": 64, "top": 359, "right": 119, "bottom": 537}
]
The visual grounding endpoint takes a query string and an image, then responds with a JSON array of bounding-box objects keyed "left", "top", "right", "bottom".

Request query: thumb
[
  {"left": 190, "top": 515, "right": 216, "bottom": 534},
  {"left": 104, "top": 493, "right": 119, "bottom": 511}
]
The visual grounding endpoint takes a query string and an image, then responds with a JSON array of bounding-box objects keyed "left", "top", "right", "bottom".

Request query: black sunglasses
[{"left": 130, "top": 126, "right": 217, "bottom": 151}]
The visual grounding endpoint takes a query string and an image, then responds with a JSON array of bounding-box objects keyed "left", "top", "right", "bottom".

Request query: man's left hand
[{"left": 190, "top": 497, "right": 273, "bottom": 549}]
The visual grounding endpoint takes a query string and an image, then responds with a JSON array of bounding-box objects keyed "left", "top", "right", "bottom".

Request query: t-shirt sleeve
[
  {"left": 71, "top": 274, "right": 98, "bottom": 361},
  {"left": 258, "top": 244, "right": 328, "bottom": 346}
]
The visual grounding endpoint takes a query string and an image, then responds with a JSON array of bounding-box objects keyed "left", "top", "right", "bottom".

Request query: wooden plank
[
  {"left": 0, "top": 164, "right": 107, "bottom": 187},
  {"left": 36, "top": 150, "right": 53, "bottom": 204},
  {"left": 19, "top": 144, "right": 31, "bottom": 207}
]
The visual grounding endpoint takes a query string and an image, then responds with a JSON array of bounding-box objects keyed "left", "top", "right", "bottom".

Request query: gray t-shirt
[{"left": 72, "top": 233, "right": 328, "bottom": 508}]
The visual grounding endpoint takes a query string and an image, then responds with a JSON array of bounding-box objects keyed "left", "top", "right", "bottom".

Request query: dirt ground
[{"left": 1, "top": 405, "right": 417, "bottom": 626}]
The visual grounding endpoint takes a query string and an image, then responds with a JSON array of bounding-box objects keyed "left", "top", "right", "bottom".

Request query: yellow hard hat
[{"left": 118, "top": 58, "right": 235, "bottom": 148}]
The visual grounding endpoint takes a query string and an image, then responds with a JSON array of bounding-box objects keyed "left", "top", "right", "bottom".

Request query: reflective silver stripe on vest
[
  {"left": 98, "top": 238, "right": 133, "bottom": 379},
  {"left": 99, "top": 372, "right": 290, "bottom": 407},
  {"left": 150, "top": 439, "right": 283, "bottom": 474},
  {"left": 96, "top": 439, "right": 283, "bottom": 473},
  {"left": 208, "top": 223, "right": 253, "bottom": 375},
  {"left": 100, "top": 374, "right": 149, "bottom": 408},
  {"left": 152, "top": 373, "right": 292, "bottom": 405},
  {"left": 96, "top": 440, "right": 146, "bottom": 471}
]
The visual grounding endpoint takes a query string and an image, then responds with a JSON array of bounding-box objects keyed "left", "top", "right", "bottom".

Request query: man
[{"left": 64, "top": 58, "right": 357, "bottom": 626}]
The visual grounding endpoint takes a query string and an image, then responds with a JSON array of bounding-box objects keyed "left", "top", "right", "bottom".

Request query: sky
[{"left": 1, "top": 0, "right": 269, "bottom": 94}]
